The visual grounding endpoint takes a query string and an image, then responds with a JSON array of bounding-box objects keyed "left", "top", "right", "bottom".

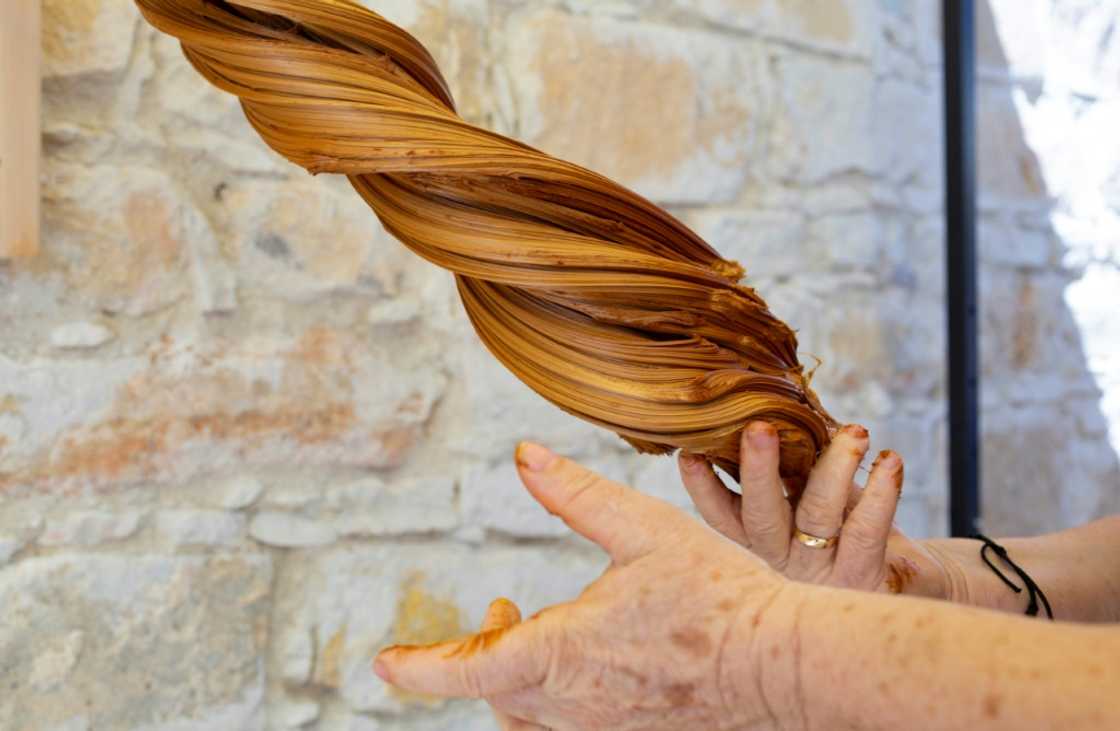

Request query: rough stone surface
[
  {"left": 42, "top": 0, "right": 139, "bottom": 78},
  {"left": 49, "top": 321, "right": 115, "bottom": 350},
  {"left": 0, "top": 536, "right": 23, "bottom": 565},
  {"left": 1, "top": 1, "right": 1117, "bottom": 729},
  {"left": 38, "top": 509, "right": 143, "bottom": 546},
  {"left": 327, "top": 476, "right": 459, "bottom": 538},
  {"left": 204, "top": 475, "right": 265, "bottom": 510},
  {"left": 249, "top": 512, "right": 338, "bottom": 548},
  {"left": 505, "top": 8, "right": 766, "bottom": 204},
  {"left": 273, "top": 698, "right": 320, "bottom": 728},
  {"left": 769, "top": 52, "right": 876, "bottom": 183},
  {"left": 157, "top": 509, "right": 245, "bottom": 547},
  {"left": 0, "top": 554, "right": 272, "bottom": 730}
]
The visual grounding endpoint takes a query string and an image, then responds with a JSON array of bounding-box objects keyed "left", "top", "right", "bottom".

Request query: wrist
[
  {"left": 917, "top": 540, "right": 971, "bottom": 603},
  {"left": 724, "top": 581, "right": 812, "bottom": 730},
  {"left": 921, "top": 538, "right": 1032, "bottom": 613},
  {"left": 882, "top": 537, "right": 959, "bottom": 601}
]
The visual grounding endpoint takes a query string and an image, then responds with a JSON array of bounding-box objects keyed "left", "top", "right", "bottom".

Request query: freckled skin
[
  {"left": 669, "top": 628, "right": 713, "bottom": 658},
  {"left": 663, "top": 682, "right": 695, "bottom": 707},
  {"left": 984, "top": 693, "right": 1002, "bottom": 719},
  {"left": 499, "top": 548, "right": 783, "bottom": 729},
  {"left": 383, "top": 533, "right": 788, "bottom": 730},
  {"left": 376, "top": 450, "right": 1120, "bottom": 731}
]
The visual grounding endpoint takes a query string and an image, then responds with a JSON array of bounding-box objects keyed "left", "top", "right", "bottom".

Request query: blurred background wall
[{"left": 0, "top": 0, "right": 1116, "bottom": 729}]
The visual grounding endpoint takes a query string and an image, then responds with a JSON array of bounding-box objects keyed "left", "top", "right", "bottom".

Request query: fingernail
[
  {"left": 746, "top": 421, "right": 777, "bottom": 447},
  {"left": 372, "top": 656, "right": 391, "bottom": 682},
  {"left": 842, "top": 424, "right": 869, "bottom": 439},
  {"left": 515, "top": 442, "right": 555, "bottom": 472},
  {"left": 873, "top": 449, "right": 899, "bottom": 469}
]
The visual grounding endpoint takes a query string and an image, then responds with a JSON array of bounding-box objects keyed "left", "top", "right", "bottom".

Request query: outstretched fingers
[{"left": 516, "top": 441, "right": 685, "bottom": 564}]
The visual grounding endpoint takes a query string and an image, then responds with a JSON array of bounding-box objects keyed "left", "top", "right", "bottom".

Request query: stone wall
[
  {"left": 975, "top": 0, "right": 1120, "bottom": 533},
  {"left": 0, "top": 1, "right": 1116, "bottom": 729}
]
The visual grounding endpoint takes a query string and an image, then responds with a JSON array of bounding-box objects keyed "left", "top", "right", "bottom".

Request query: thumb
[
  {"left": 481, "top": 597, "right": 522, "bottom": 633},
  {"left": 373, "top": 605, "right": 547, "bottom": 699},
  {"left": 479, "top": 600, "right": 549, "bottom": 731},
  {"left": 515, "top": 441, "right": 684, "bottom": 564}
]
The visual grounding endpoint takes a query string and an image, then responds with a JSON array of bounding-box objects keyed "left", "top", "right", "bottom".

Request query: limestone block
[
  {"left": 42, "top": 164, "right": 206, "bottom": 316},
  {"left": 38, "top": 510, "right": 143, "bottom": 547},
  {"left": 203, "top": 475, "right": 265, "bottom": 510},
  {"left": 976, "top": 83, "right": 1049, "bottom": 204},
  {"left": 668, "top": 0, "right": 877, "bottom": 57},
  {"left": 685, "top": 210, "right": 809, "bottom": 280},
  {"left": 327, "top": 476, "right": 459, "bottom": 538},
  {"left": 871, "top": 78, "right": 942, "bottom": 187},
  {"left": 769, "top": 53, "right": 876, "bottom": 183},
  {"left": 250, "top": 512, "right": 338, "bottom": 548},
  {"left": 157, "top": 509, "right": 246, "bottom": 547},
  {"left": 504, "top": 8, "right": 768, "bottom": 204},
  {"left": 49, "top": 322, "right": 115, "bottom": 350},
  {"left": 0, "top": 554, "right": 272, "bottom": 731},
  {"left": 0, "top": 330, "right": 445, "bottom": 493},
  {"left": 42, "top": 0, "right": 138, "bottom": 78}
]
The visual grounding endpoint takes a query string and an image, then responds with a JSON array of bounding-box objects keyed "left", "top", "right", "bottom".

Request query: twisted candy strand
[{"left": 134, "top": 0, "right": 837, "bottom": 492}]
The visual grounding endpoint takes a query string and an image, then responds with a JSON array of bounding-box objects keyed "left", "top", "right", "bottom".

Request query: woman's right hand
[{"left": 679, "top": 422, "right": 953, "bottom": 599}]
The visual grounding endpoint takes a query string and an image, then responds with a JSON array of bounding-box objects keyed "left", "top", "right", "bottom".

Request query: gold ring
[{"left": 794, "top": 527, "right": 838, "bottom": 550}]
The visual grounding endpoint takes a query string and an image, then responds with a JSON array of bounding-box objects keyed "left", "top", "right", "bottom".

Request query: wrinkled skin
[
  {"left": 681, "top": 421, "right": 952, "bottom": 599},
  {"left": 375, "top": 443, "right": 797, "bottom": 731}
]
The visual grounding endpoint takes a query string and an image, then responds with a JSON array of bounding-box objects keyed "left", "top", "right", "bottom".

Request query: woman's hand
[
  {"left": 374, "top": 443, "right": 803, "bottom": 731},
  {"left": 679, "top": 422, "right": 950, "bottom": 598},
  {"left": 476, "top": 598, "right": 545, "bottom": 731}
]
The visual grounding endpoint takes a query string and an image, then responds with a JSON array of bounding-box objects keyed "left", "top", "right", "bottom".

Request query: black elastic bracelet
[{"left": 970, "top": 534, "right": 1054, "bottom": 620}]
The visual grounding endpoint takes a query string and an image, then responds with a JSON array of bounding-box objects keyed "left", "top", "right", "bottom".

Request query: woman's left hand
[
  {"left": 373, "top": 443, "right": 804, "bottom": 731},
  {"left": 679, "top": 421, "right": 948, "bottom": 598}
]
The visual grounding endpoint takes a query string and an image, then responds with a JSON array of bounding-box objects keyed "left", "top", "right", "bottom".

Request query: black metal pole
[{"left": 943, "top": 0, "right": 980, "bottom": 537}]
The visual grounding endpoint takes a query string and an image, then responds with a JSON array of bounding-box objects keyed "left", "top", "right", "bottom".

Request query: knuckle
[
  {"left": 795, "top": 493, "right": 842, "bottom": 535},
  {"left": 706, "top": 513, "right": 739, "bottom": 536},
  {"left": 457, "top": 661, "right": 485, "bottom": 699},
  {"left": 841, "top": 521, "right": 885, "bottom": 553},
  {"left": 742, "top": 512, "right": 786, "bottom": 539},
  {"left": 556, "top": 467, "right": 604, "bottom": 512},
  {"left": 740, "top": 462, "right": 773, "bottom": 485},
  {"left": 540, "top": 628, "right": 582, "bottom": 695},
  {"left": 829, "top": 564, "right": 879, "bottom": 591},
  {"left": 795, "top": 517, "right": 837, "bottom": 540},
  {"left": 797, "top": 489, "right": 834, "bottom": 515}
]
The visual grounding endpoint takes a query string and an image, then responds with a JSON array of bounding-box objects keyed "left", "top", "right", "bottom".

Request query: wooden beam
[{"left": 0, "top": 0, "right": 42, "bottom": 259}]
